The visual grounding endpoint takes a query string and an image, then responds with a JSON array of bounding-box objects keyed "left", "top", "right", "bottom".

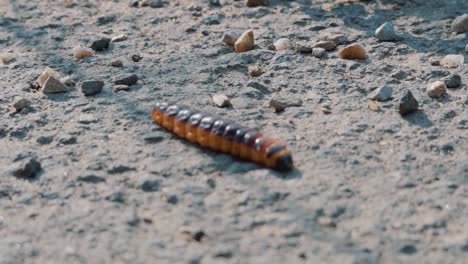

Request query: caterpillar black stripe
[{"left": 151, "top": 102, "right": 294, "bottom": 171}]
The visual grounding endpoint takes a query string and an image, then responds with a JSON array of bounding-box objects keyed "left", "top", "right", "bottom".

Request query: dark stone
[
  {"left": 398, "top": 89, "right": 419, "bottom": 115},
  {"left": 131, "top": 54, "right": 143, "bottom": 62},
  {"left": 400, "top": 244, "right": 417, "bottom": 255},
  {"left": 107, "top": 165, "right": 135, "bottom": 174},
  {"left": 114, "top": 74, "right": 138, "bottom": 86},
  {"left": 106, "top": 191, "right": 126, "bottom": 203},
  {"left": 96, "top": 15, "right": 116, "bottom": 26},
  {"left": 81, "top": 80, "right": 104, "bottom": 96},
  {"left": 12, "top": 158, "right": 42, "bottom": 179},
  {"left": 193, "top": 230, "right": 206, "bottom": 242},
  {"left": 143, "top": 132, "right": 164, "bottom": 143},
  {"left": 58, "top": 135, "right": 77, "bottom": 145},
  {"left": 37, "top": 135, "right": 53, "bottom": 145},
  {"left": 167, "top": 194, "right": 178, "bottom": 204},
  {"left": 129, "top": 0, "right": 139, "bottom": 7},
  {"left": 140, "top": 179, "right": 160, "bottom": 192},
  {"left": 77, "top": 174, "right": 105, "bottom": 183},
  {"left": 90, "top": 37, "right": 111, "bottom": 51},
  {"left": 149, "top": 0, "right": 164, "bottom": 8},
  {"left": 443, "top": 74, "right": 462, "bottom": 88}
]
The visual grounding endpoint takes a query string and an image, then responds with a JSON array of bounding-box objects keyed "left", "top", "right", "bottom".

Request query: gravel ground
[{"left": 0, "top": 0, "right": 467, "bottom": 263}]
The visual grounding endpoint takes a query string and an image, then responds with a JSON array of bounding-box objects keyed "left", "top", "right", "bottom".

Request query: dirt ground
[{"left": 0, "top": 0, "right": 467, "bottom": 263}]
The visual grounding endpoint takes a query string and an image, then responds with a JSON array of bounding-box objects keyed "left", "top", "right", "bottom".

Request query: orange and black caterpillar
[{"left": 151, "top": 102, "right": 294, "bottom": 171}]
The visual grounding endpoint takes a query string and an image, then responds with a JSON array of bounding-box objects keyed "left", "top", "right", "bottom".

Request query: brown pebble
[
  {"left": 338, "top": 43, "right": 368, "bottom": 60},
  {"left": 368, "top": 100, "right": 381, "bottom": 111},
  {"left": 246, "top": 0, "right": 268, "bottom": 7},
  {"left": 73, "top": 47, "right": 94, "bottom": 60},
  {"left": 234, "top": 29, "right": 254, "bottom": 53},
  {"left": 248, "top": 65, "right": 264, "bottom": 77},
  {"left": 37, "top": 67, "right": 61, "bottom": 87}
]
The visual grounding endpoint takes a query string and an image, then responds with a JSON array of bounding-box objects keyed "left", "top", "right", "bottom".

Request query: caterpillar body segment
[{"left": 152, "top": 102, "right": 294, "bottom": 171}]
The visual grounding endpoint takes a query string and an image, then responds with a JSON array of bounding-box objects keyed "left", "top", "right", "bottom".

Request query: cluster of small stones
[
  {"left": 3, "top": 0, "right": 464, "bottom": 182},
  {"left": 218, "top": 8, "right": 466, "bottom": 115}
]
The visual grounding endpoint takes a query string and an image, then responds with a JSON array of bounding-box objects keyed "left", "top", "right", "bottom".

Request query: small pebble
[
  {"left": 77, "top": 174, "right": 105, "bottom": 183},
  {"left": 442, "top": 74, "right": 462, "bottom": 88},
  {"left": 73, "top": 47, "right": 95, "bottom": 60},
  {"left": 148, "top": 0, "right": 164, "bottom": 8},
  {"left": 90, "top": 37, "right": 111, "bottom": 51},
  {"left": 321, "top": 103, "right": 332, "bottom": 114},
  {"left": 131, "top": 54, "right": 143, "bottom": 62},
  {"left": 143, "top": 132, "right": 164, "bottom": 143},
  {"left": 248, "top": 65, "right": 264, "bottom": 77},
  {"left": 246, "top": 0, "right": 268, "bottom": 7},
  {"left": 211, "top": 94, "right": 231, "bottom": 108},
  {"left": 312, "top": 48, "right": 327, "bottom": 58},
  {"left": 429, "top": 58, "right": 441, "bottom": 66},
  {"left": 367, "top": 85, "right": 393, "bottom": 102},
  {"left": 41, "top": 76, "right": 69, "bottom": 93},
  {"left": 368, "top": 100, "right": 381, "bottom": 111},
  {"left": 427, "top": 81, "right": 447, "bottom": 98},
  {"left": 451, "top": 14, "right": 468, "bottom": 34},
  {"left": 269, "top": 95, "right": 302, "bottom": 112},
  {"left": 81, "top": 80, "right": 104, "bottom": 96},
  {"left": 37, "top": 67, "right": 61, "bottom": 87},
  {"left": 37, "top": 136, "right": 53, "bottom": 145},
  {"left": 375, "top": 22, "right": 399, "bottom": 41},
  {"left": 234, "top": 29, "right": 254, "bottom": 53},
  {"left": 0, "top": 53, "right": 15, "bottom": 64},
  {"left": 13, "top": 98, "right": 31, "bottom": 112},
  {"left": 111, "top": 59, "right": 123, "bottom": 67},
  {"left": 129, "top": 0, "right": 139, "bottom": 7},
  {"left": 314, "top": 41, "right": 336, "bottom": 51},
  {"left": 61, "top": 76, "right": 76, "bottom": 87},
  {"left": 398, "top": 89, "right": 419, "bottom": 115},
  {"left": 111, "top": 34, "right": 128, "bottom": 43},
  {"left": 221, "top": 31, "right": 239, "bottom": 46},
  {"left": 295, "top": 44, "right": 313, "bottom": 53},
  {"left": 11, "top": 158, "right": 42, "bottom": 179},
  {"left": 140, "top": 178, "right": 161, "bottom": 192},
  {"left": 114, "top": 85, "right": 130, "bottom": 91},
  {"left": 268, "top": 38, "right": 292, "bottom": 51},
  {"left": 114, "top": 74, "right": 138, "bottom": 86},
  {"left": 326, "top": 34, "right": 348, "bottom": 45},
  {"left": 441, "top": 54, "right": 464, "bottom": 68},
  {"left": 339, "top": 43, "right": 368, "bottom": 60}
]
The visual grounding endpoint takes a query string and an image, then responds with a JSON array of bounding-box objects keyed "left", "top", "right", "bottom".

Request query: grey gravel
[
  {"left": 312, "top": 47, "right": 327, "bottom": 58},
  {"left": 375, "top": 22, "right": 399, "bottom": 41},
  {"left": 367, "top": 85, "right": 393, "bottom": 102},
  {"left": 0, "top": 1, "right": 466, "bottom": 263}
]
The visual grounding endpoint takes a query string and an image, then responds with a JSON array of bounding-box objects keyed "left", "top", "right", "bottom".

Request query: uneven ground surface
[{"left": 0, "top": 0, "right": 467, "bottom": 263}]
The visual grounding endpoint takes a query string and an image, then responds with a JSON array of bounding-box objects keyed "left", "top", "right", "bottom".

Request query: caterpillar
[{"left": 151, "top": 102, "right": 294, "bottom": 171}]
